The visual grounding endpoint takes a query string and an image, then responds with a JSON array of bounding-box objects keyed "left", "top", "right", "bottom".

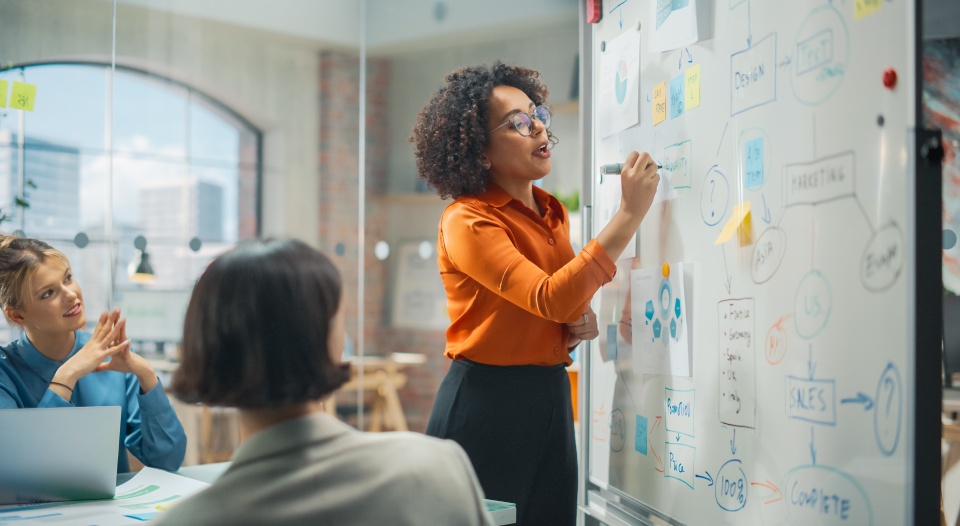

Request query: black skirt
[{"left": 426, "top": 359, "right": 577, "bottom": 526}]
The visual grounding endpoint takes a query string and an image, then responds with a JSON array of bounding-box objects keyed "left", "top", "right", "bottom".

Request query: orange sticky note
[
  {"left": 0, "top": 80, "right": 7, "bottom": 108},
  {"left": 685, "top": 65, "right": 701, "bottom": 110},
  {"left": 714, "top": 201, "right": 753, "bottom": 246},
  {"left": 10, "top": 82, "right": 37, "bottom": 112},
  {"left": 652, "top": 82, "right": 667, "bottom": 126}
]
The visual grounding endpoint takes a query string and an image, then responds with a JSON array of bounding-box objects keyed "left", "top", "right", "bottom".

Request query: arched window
[{"left": 0, "top": 63, "right": 260, "bottom": 340}]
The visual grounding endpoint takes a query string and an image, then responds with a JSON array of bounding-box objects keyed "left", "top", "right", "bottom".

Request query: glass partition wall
[
  {"left": 0, "top": 0, "right": 580, "bottom": 468},
  {"left": 360, "top": 1, "right": 581, "bottom": 435}
]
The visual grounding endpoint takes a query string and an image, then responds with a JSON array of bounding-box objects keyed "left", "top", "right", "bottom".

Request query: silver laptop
[{"left": 0, "top": 406, "right": 120, "bottom": 505}]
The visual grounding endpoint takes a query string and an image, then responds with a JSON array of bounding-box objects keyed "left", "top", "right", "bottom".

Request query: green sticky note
[
  {"left": 10, "top": 81, "right": 37, "bottom": 111},
  {"left": 0, "top": 80, "right": 7, "bottom": 108}
]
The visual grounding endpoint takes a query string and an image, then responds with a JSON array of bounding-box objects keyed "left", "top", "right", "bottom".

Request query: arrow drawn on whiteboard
[
  {"left": 696, "top": 471, "right": 715, "bottom": 487},
  {"left": 730, "top": 428, "right": 737, "bottom": 454},
  {"left": 677, "top": 48, "right": 693, "bottom": 70},
  {"left": 619, "top": 9, "right": 624, "bottom": 29},
  {"left": 746, "top": 0, "right": 753, "bottom": 47},
  {"left": 676, "top": 433, "right": 681, "bottom": 442},
  {"left": 761, "top": 194, "right": 771, "bottom": 224},
  {"left": 650, "top": 415, "right": 662, "bottom": 434},
  {"left": 853, "top": 195, "right": 877, "bottom": 233},
  {"left": 779, "top": 55, "right": 793, "bottom": 69},
  {"left": 651, "top": 440, "right": 664, "bottom": 472},
  {"left": 809, "top": 427, "right": 817, "bottom": 464},
  {"left": 608, "top": 0, "right": 629, "bottom": 13},
  {"left": 841, "top": 392, "right": 875, "bottom": 411},
  {"left": 808, "top": 343, "right": 817, "bottom": 379},
  {"left": 721, "top": 243, "right": 733, "bottom": 294},
  {"left": 750, "top": 480, "right": 784, "bottom": 504},
  {"left": 716, "top": 122, "right": 729, "bottom": 157}
]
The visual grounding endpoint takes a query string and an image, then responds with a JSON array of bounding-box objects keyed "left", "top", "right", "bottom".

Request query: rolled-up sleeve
[{"left": 443, "top": 206, "right": 616, "bottom": 323}]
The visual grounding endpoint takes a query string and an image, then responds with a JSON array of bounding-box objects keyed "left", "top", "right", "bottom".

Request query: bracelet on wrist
[{"left": 50, "top": 381, "right": 73, "bottom": 392}]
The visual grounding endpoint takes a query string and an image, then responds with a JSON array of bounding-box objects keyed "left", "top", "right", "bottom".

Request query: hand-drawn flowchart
[{"left": 592, "top": 0, "right": 910, "bottom": 523}]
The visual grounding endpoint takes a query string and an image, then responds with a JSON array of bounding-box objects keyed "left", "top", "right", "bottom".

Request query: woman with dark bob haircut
[
  {"left": 155, "top": 239, "right": 494, "bottom": 526},
  {"left": 412, "top": 62, "right": 660, "bottom": 525}
]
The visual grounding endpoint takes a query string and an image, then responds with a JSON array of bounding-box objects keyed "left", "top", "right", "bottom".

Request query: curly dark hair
[{"left": 411, "top": 61, "right": 557, "bottom": 200}]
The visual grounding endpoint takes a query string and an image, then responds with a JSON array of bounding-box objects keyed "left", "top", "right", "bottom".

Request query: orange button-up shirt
[{"left": 437, "top": 183, "right": 617, "bottom": 366}]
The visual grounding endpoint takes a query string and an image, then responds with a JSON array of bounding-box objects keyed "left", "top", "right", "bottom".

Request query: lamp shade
[{"left": 131, "top": 251, "right": 155, "bottom": 284}]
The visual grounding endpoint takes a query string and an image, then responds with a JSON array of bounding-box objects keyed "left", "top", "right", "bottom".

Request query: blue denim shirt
[{"left": 0, "top": 330, "right": 186, "bottom": 472}]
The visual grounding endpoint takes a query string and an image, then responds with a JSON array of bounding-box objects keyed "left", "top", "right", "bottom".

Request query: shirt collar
[
  {"left": 475, "top": 182, "right": 565, "bottom": 219},
  {"left": 17, "top": 330, "right": 83, "bottom": 381},
  {"left": 228, "top": 412, "right": 354, "bottom": 469}
]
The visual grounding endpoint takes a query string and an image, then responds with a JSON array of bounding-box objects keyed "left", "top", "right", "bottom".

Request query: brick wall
[{"left": 317, "top": 50, "right": 444, "bottom": 433}]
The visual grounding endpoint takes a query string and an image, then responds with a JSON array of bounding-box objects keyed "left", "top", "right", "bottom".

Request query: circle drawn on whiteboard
[
  {"left": 615, "top": 59, "right": 629, "bottom": 105},
  {"left": 609, "top": 409, "right": 626, "bottom": 452},
  {"left": 714, "top": 459, "right": 748, "bottom": 511},
  {"left": 700, "top": 165, "right": 730, "bottom": 226},
  {"left": 873, "top": 362, "right": 902, "bottom": 456},
  {"left": 793, "top": 270, "right": 832, "bottom": 339},
  {"left": 790, "top": 5, "right": 850, "bottom": 106}
]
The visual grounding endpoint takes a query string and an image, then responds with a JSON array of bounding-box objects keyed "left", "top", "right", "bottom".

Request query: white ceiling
[{"left": 117, "top": 0, "right": 580, "bottom": 49}]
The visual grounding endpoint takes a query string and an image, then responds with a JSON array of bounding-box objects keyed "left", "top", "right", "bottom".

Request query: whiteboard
[{"left": 584, "top": 0, "right": 929, "bottom": 524}]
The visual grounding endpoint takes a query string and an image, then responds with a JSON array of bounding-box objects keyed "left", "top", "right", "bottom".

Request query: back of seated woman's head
[{"left": 171, "top": 238, "right": 350, "bottom": 409}]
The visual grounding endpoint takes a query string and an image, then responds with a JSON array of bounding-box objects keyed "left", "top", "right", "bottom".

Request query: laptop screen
[{"left": 0, "top": 406, "right": 120, "bottom": 505}]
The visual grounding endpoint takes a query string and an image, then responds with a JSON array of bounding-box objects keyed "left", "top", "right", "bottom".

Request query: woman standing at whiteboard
[
  {"left": 412, "top": 61, "right": 660, "bottom": 525},
  {"left": 0, "top": 235, "right": 186, "bottom": 472}
]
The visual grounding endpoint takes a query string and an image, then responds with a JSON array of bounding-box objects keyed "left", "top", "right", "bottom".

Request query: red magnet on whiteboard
[
  {"left": 587, "top": 0, "right": 601, "bottom": 23},
  {"left": 882, "top": 68, "right": 897, "bottom": 89}
]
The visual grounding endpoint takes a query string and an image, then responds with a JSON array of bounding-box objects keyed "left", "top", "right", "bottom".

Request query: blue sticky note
[
  {"left": 605, "top": 324, "right": 618, "bottom": 361},
  {"left": 635, "top": 415, "right": 649, "bottom": 455},
  {"left": 670, "top": 74, "right": 685, "bottom": 119},
  {"left": 745, "top": 137, "right": 764, "bottom": 188}
]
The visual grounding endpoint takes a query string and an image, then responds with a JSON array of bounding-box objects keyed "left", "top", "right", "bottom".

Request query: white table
[{"left": 123, "top": 462, "right": 517, "bottom": 525}]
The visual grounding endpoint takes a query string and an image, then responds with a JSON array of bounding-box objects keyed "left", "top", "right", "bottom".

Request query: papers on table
[{"left": 0, "top": 468, "right": 209, "bottom": 525}]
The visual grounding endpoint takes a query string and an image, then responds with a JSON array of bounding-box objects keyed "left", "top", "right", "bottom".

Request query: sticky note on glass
[
  {"left": 669, "top": 74, "right": 685, "bottom": 119},
  {"left": 0, "top": 80, "right": 7, "bottom": 108},
  {"left": 652, "top": 82, "right": 667, "bottom": 126},
  {"left": 685, "top": 65, "right": 700, "bottom": 109},
  {"left": 744, "top": 137, "right": 764, "bottom": 188},
  {"left": 714, "top": 201, "right": 753, "bottom": 246},
  {"left": 635, "top": 415, "right": 648, "bottom": 455},
  {"left": 605, "top": 324, "right": 618, "bottom": 361},
  {"left": 855, "top": 0, "right": 881, "bottom": 19},
  {"left": 10, "top": 82, "right": 37, "bottom": 112}
]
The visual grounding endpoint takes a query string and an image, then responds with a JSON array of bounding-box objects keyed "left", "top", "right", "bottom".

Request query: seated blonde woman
[{"left": 154, "top": 239, "right": 493, "bottom": 526}]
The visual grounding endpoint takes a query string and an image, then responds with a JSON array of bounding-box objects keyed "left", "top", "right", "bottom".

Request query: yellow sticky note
[
  {"left": 714, "top": 201, "right": 752, "bottom": 245},
  {"left": 652, "top": 82, "right": 667, "bottom": 126},
  {"left": 10, "top": 82, "right": 37, "bottom": 112},
  {"left": 0, "top": 80, "right": 7, "bottom": 108},
  {"left": 854, "top": 0, "right": 881, "bottom": 19},
  {"left": 685, "top": 65, "right": 701, "bottom": 110}
]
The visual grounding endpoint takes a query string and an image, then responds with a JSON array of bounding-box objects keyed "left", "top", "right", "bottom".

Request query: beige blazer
[{"left": 154, "top": 412, "right": 495, "bottom": 526}]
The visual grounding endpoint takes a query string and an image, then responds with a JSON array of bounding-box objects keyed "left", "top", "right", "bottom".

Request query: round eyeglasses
[{"left": 489, "top": 105, "right": 551, "bottom": 137}]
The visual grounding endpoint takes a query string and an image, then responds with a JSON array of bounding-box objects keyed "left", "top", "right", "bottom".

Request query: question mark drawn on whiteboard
[
  {"left": 700, "top": 165, "right": 729, "bottom": 227},
  {"left": 710, "top": 180, "right": 716, "bottom": 214},
  {"left": 873, "top": 362, "right": 902, "bottom": 456},
  {"left": 883, "top": 376, "right": 894, "bottom": 416}
]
